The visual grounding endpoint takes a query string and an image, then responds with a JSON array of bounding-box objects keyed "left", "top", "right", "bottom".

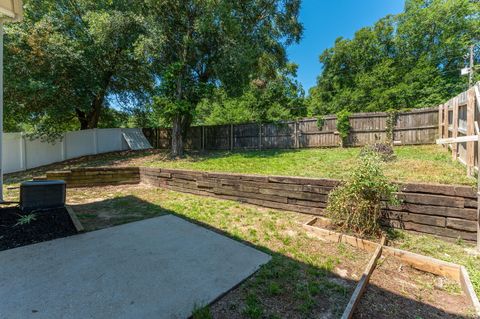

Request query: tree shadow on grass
[{"left": 70, "top": 195, "right": 474, "bottom": 319}]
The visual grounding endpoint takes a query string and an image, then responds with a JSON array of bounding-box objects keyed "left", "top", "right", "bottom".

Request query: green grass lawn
[
  {"left": 144, "top": 145, "right": 474, "bottom": 186},
  {"left": 4, "top": 145, "right": 473, "bottom": 186}
]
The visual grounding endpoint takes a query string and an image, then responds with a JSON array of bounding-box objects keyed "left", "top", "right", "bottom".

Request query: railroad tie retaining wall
[
  {"left": 44, "top": 166, "right": 478, "bottom": 242},
  {"left": 140, "top": 167, "right": 478, "bottom": 242},
  {"left": 45, "top": 167, "right": 140, "bottom": 187}
]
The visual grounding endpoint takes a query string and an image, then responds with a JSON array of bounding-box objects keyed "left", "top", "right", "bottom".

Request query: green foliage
[
  {"left": 15, "top": 213, "right": 37, "bottom": 226},
  {"left": 326, "top": 152, "right": 399, "bottom": 237},
  {"left": 335, "top": 110, "right": 351, "bottom": 142},
  {"left": 242, "top": 294, "right": 263, "bottom": 319},
  {"left": 144, "top": 0, "right": 303, "bottom": 155},
  {"left": 5, "top": 0, "right": 302, "bottom": 148},
  {"left": 316, "top": 116, "right": 325, "bottom": 130},
  {"left": 5, "top": 0, "right": 152, "bottom": 136},
  {"left": 191, "top": 304, "right": 212, "bottom": 319},
  {"left": 307, "top": 0, "right": 480, "bottom": 115},
  {"left": 195, "top": 64, "right": 306, "bottom": 125}
]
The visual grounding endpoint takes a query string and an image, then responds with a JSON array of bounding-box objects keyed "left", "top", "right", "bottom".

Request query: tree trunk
[
  {"left": 87, "top": 95, "right": 103, "bottom": 129},
  {"left": 171, "top": 114, "right": 184, "bottom": 157},
  {"left": 75, "top": 72, "right": 112, "bottom": 130}
]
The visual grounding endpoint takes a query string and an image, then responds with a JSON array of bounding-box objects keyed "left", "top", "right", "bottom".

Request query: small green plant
[
  {"left": 191, "top": 304, "right": 212, "bottom": 319},
  {"left": 336, "top": 110, "right": 351, "bottom": 147},
  {"left": 267, "top": 282, "right": 282, "bottom": 295},
  {"left": 15, "top": 213, "right": 37, "bottom": 226},
  {"left": 242, "top": 294, "right": 263, "bottom": 319},
  {"left": 316, "top": 116, "right": 326, "bottom": 130},
  {"left": 326, "top": 151, "right": 399, "bottom": 237}
]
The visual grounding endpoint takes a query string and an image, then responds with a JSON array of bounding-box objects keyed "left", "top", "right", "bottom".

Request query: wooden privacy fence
[
  {"left": 438, "top": 83, "right": 480, "bottom": 176},
  {"left": 143, "top": 107, "right": 438, "bottom": 151}
]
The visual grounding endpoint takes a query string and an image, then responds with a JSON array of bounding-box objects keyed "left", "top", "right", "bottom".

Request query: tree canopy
[
  {"left": 307, "top": 0, "right": 480, "bottom": 116},
  {"left": 5, "top": 0, "right": 303, "bottom": 155},
  {"left": 4, "top": 0, "right": 480, "bottom": 155},
  {"left": 5, "top": 0, "right": 152, "bottom": 136},
  {"left": 144, "top": 0, "right": 303, "bottom": 155}
]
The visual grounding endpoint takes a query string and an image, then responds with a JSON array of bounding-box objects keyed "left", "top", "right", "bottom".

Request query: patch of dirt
[
  {"left": 354, "top": 256, "right": 475, "bottom": 318},
  {"left": 0, "top": 207, "right": 77, "bottom": 251}
]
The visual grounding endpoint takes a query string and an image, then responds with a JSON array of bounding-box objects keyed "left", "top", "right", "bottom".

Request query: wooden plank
[
  {"left": 341, "top": 236, "right": 385, "bottom": 319},
  {"left": 438, "top": 104, "right": 443, "bottom": 139},
  {"left": 303, "top": 218, "right": 462, "bottom": 281},
  {"left": 452, "top": 98, "right": 459, "bottom": 160},
  {"left": 467, "top": 88, "right": 476, "bottom": 176},
  {"left": 436, "top": 135, "right": 478, "bottom": 144},
  {"left": 65, "top": 206, "right": 84, "bottom": 232},
  {"left": 382, "top": 246, "right": 461, "bottom": 281},
  {"left": 444, "top": 103, "right": 449, "bottom": 144},
  {"left": 459, "top": 266, "right": 480, "bottom": 317}
]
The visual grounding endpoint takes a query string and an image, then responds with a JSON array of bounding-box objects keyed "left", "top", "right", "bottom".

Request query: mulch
[{"left": 0, "top": 207, "right": 77, "bottom": 251}]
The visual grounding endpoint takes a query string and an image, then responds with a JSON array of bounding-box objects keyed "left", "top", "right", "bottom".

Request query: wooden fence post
[
  {"left": 438, "top": 104, "right": 444, "bottom": 140},
  {"left": 443, "top": 104, "right": 449, "bottom": 142},
  {"left": 201, "top": 126, "right": 205, "bottom": 151},
  {"left": 452, "top": 98, "right": 459, "bottom": 161},
  {"left": 467, "top": 88, "right": 475, "bottom": 176},
  {"left": 230, "top": 124, "right": 234, "bottom": 151},
  {"left": 258, "top": 123, "right": 262, "bottom": 150},
  {"left": 475, "top": 85, "right": 480, "bottom": 250},
  {"left": 294, "top": 120, "right": 299, "bottom": 148}
]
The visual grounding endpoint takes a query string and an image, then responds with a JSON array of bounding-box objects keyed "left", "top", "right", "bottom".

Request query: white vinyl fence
[{"left": 3, "top": 128, "right": 145, "bottom": 174}]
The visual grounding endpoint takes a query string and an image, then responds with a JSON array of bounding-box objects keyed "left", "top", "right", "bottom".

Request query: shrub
[
  {"left": 326, "top": 152, "right": 399, "bottom": 237},
  {"left": 360, "top": 143, "right": 396, "bottom": 162},
  {"left": 316, "top": 116, "right": 325, "bottom": 130},
  {"left": 336, "top": 110, "right": 351, "bottom": 147}
]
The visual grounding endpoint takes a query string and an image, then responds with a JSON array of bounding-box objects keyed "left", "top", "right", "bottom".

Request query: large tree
[
  {"left": 5, "top": 0, "right": 152, "bottom": 135},
  {"left": 307, "top": 0, "right": 480, "bottom": 116},
  {"left": 195, "top": 63, "right": 306, "bottom": 125},
  {"left": 145, "top": 0, "right": 302, "bottom": 156}
]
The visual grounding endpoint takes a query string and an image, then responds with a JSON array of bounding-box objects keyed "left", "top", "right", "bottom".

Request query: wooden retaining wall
[
  {"left": 44, "top": 166, "right": 478, "bottom": 242},
  {"left": 139, "top": 167, "right": 478, "bottom": 242},
  {"left": 45, "top": 167, "right": 140, "bottom": 187},
  {"left": 143, "top": 107, "right": 438, "bottom": 150}
]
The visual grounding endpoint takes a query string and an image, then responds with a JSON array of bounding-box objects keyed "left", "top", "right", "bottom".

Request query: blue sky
[{"left": 288, "top": 0, "right": 405, "bottom": 93}]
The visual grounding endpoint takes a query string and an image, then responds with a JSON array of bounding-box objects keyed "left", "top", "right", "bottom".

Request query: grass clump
[
  {"left": 360, "top": 143, "right": 396, "bottom": 162},
  {"left": 326, "top": 151, "right": 399, "bottom": 237},
  {"left": 242, "top": 294, "right": 263, "bottom": 319},
  {"left": 192, "top": 304, "right": 212, "bottom": 319}
]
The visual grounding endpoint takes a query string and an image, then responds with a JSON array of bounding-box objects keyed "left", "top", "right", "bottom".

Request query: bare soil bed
[
  {"left": 355, "top": 255, "right": 474, "bottom": 318},
  {"left": 0, "top": 207, "right": 77, "bottom": 251}
]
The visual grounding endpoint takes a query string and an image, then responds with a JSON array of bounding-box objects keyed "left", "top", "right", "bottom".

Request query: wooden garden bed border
[
  {"left": 341, "top": 236, "right": 385, "bottom": 319},
  {"left": 65, "top": 205, "right": 84, "bottom": 233},
  {"left": 303, "top": 217, "right": 480, "bottom": 317}
]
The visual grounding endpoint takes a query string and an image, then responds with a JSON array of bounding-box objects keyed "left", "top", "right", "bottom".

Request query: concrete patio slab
[{"left": 0, "top": 214, "right": 271, "bottom": 319}]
